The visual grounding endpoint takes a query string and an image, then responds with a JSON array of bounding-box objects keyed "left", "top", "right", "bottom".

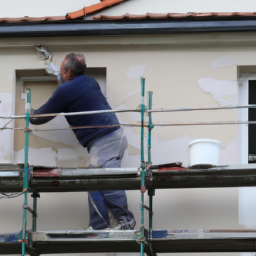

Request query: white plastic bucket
[{"left": 188, "top": 139, "right": 221, "bottom": 166}]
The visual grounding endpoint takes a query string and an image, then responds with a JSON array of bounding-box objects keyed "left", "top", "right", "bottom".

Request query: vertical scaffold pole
[
  {"left": 21, "top": 88, "right": 31, "bottom": 256},
  {"left": 147, "top": 91, "right": 155, "bottom": 239},
  {"left": 147, "top": 91, "right": 153, "bottom": 165},
  {"left": 140, "top": 78, "right": 146, "bottom": 256}
]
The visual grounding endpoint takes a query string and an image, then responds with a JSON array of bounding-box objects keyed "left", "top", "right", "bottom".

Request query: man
[{"left": 30, "top": 53, "right": 136, "bottom": 230}]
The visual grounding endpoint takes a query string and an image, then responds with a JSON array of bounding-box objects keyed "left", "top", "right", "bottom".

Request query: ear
[{"left": 67, "top": 69, "right": 72, "bottom": 78}]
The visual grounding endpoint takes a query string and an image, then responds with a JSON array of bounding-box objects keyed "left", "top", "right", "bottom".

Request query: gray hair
[{"left": 64, "top": 53, "right": 86, "bottom": 77}]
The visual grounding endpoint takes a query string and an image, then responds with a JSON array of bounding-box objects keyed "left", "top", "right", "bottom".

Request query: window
[{"left": 248, "top": 80, "right": 256, "bottom": 163}]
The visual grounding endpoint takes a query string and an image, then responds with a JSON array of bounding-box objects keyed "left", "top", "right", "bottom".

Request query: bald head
[{"left": 60, "top": 53, "right": 86, "bottom": 83}]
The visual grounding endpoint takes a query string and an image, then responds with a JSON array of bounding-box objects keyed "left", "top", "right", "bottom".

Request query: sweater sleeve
[{"left": 30, "top": 86, "right": 67, "bottom": 125}]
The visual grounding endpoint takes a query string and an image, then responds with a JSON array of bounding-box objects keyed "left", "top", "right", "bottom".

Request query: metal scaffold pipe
[
  {"left": 0, "top": 109, "right": 139, "bottom": 119},
  {"left": 147, "top": 91, "right": 154, "bottom": 240},
  {"left": 1, "top": 105, "right": 256, "bottom": 120},
  {"left": 2, "top": 120, "right": 256, "bottom": 134},
  {"left": 21, "top": 88, "right": 31, "bottom": 256},
  {"left": 148, "top": 105, "right": 256, "bottom": 113},
  {"left": 28, "top": 121, "right": 256, "bottom": 132},
  {"left": 140, "top": 78, "right": 146, "bottom": 256},
  {"left": 153, "top": 121, "right": 256, "bottom": 126},
  {"left": 147, "top": 91, "right": 153, "bottom": 166}
]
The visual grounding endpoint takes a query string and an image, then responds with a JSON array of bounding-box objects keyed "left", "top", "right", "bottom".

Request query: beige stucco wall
[{"left": 1, "top": 33, "right": 256, "bottom": 256}]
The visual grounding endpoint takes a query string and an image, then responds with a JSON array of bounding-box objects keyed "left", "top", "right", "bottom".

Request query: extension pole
[
  {"left": 147, "top": 91, "right": 154, "bottom": 239},
  {"left": 31, "top": 193, "right": 40, "bottom": 232},
  {"left": 140, "top": 78, "right": 146, "bottom": 256},
  {"left": 21, "top": 88, "right": 31, "bottom": 256},
  {"left": 148, "top": 189, "right": 154, "bottom": 239}
]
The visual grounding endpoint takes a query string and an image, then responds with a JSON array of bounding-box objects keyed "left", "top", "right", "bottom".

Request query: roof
[
  {"left": 0, "top": 0, "right": 128, "bottom": 23},
  {"left": 2, "top": 11, "right": 256, "bottom": 24},
  {"left": 2, "top": 19, "right": 256, "bottom": 37},
  {"left": 0, "top": 16, "right": 66, "bottom": 23},
  {"left": 66, "top": 0, "right": 128, "bottom": 19},
  {"left": 93, "top": 12, "right": 256, "bottom": 20}
]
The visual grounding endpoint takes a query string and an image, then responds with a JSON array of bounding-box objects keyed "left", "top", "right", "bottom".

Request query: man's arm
[{"left": 30, "top": 86, "right": 67, "bottom": 125}]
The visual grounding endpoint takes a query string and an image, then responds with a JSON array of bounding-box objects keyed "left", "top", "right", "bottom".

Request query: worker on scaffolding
[{"left": 30, "top": 53, "right": 136, "bottom": 230}]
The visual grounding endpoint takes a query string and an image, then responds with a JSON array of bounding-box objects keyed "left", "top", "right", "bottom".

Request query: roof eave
[{"left": 1, "top": 19, "right": 256, "bottom": 37}]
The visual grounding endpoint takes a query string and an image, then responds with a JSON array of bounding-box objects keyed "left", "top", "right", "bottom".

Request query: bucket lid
[{"left": 188, "top": 138, "right": 221, "bottom": 147}]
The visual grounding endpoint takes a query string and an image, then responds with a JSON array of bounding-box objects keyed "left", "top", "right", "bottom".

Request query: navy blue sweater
[{"left": 30, "top": 75, "right": 120, "bottom": 147}]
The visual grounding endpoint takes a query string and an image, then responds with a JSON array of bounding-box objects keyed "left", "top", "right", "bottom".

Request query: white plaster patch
[
  {"left": 120, "top": 105, "right": 238, "bottom": 167},
  {"left": 56, "top": 146, "right": 90, "bottom": 167},
  {"left": 123, "top": 127, "right": 141, "bottom": 149},
  {"left": 7, "top": 76, "right": 12, "bottom": 82},
  {"left": 0, "top": 93, "right": 13, "bottom": 163},
  {"left": 198, "top": 78, "right": 238, "bottom": 106},
  {"left": 211, "top": 56, "right": 238, "bottom": 68},
  {"left": 127, "top": 112, "right": 141, "bottom": 123},
  {"left": 122, "top": 126, "right": 238, "bottom": 168},
  {"left": 14, "top": 146, "right": 90, "bottom": 167},
  {"left": 151, "top": 133, "right": 191, "bottom": 166},
  {"left": 30, "top": 116, "right": 79, "bottom": 147},
  {"left": 14, "top": 147, "right": 57, "bottom": 166},
  {"left": 116, "top": 103, "right": 126, "bottom": 110},
  {"left": 122, "top": 153, "right": 141, "bottom": 168},
  {"left": 128, "top": 88, "right": 141, "bottom": 98},
  {"left": 218, "top": 138, "right": 239, "bottom": 165},
  {"left": 116, "top": 102, "right": 141, "bottom": 123},
  {"left": 0, "top": 93, "right": 12, "bottom": 116},
  {"left": 0, "top": 144, "right": 11, "bottom": 162},
  {"left": 122, "top": 127, "right": 191, "bottom": 166},
  {"left": 114, "top": 88, "right": 141, "bottom": 109},
  {"left": 126, "top": 65, "right": 146, "bottom": 80},
  {"left": 57, "top": 146, "right": 89, "bottom": 161}
]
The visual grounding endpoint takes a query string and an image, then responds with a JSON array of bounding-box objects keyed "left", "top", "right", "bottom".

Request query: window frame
[{"left": 238, "top": 74, "right": 256, "bottom": 164}]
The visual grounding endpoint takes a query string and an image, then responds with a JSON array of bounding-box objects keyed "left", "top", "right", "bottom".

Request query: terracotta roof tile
[
  {"left": 66, "top": 0, "right": 128, "bottom": 19},
  {"left": 2, "top": 11, "right": 256, "bottom": 24},
  {"left": 0, "top": 16, "right": 66, "bottom": 23},
  {"left": 0, "top": 0, "right": 129, "bottom": 23},
  {"left": 93, "top": 12, "right": 256, "bottom": 20}
]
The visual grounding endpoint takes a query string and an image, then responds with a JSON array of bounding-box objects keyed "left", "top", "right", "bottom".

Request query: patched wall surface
[{"left": 1, "top": 34, "right": 256, "bottom": 256}]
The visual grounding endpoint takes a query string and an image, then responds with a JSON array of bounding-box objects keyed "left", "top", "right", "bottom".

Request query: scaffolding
[{"left": 2, "top": 78, "right": 256, "bottom": 255}]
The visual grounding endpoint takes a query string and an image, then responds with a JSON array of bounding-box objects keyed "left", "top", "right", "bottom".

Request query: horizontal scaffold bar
[
  {"left": 1, "top": 105, "right": 256, "bottom": 119},
  {"left": 0, "top": 109, "right": 138, "bottom": 119},
  {"left": 4, "top": 120, "right": 256, "bottom": 132},
  {"left": 31, "top": 120, "right": 256, "bottom": 131},
  {"left": 148, "top": 104, "right": 256, "bottom": 113}
]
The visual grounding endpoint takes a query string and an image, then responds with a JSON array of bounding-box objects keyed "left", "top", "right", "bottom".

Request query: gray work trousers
[{"left": 87, "top": 128, "right": 133, "bottom": 229}]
